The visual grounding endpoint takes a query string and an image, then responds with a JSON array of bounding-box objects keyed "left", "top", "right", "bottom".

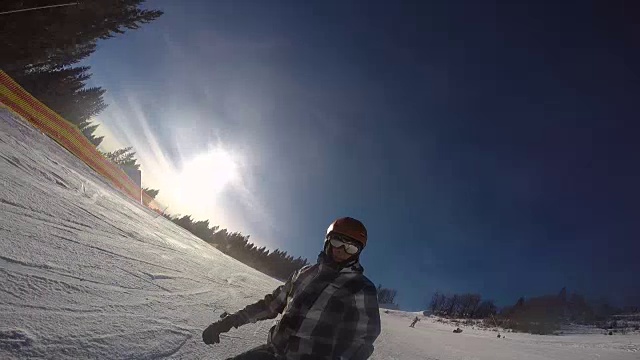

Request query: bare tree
[
  {"left": 476, "top": 300, "right": 497, "bottom": 318},
  {"left": 461, "top": 294, "right": 481, "bottom": 318},
  {"left": 377, "top": 285, "right": 398, "bottom": 305},
  {"left": 445, "top": 294, "right": 460, "bottom": 317},
  {"left": 430, "top": 291, "right": 446, "bottom": 314}
]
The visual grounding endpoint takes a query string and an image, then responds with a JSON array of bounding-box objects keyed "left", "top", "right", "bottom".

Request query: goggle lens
[{"left": 329, "top": 236, "right": 361, "bottom": 255}]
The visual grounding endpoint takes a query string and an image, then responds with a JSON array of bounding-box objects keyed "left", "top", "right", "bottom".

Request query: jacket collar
[{"left": 317, "top": 251, "right": 364, "bottom": 274}]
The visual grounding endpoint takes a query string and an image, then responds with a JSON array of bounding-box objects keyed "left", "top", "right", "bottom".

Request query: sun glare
[{"left": 177, "top": 148, "right": 240, "bottom": 207}]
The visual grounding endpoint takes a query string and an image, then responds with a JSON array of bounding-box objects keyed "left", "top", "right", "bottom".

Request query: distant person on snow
[
  {"left": 409, "top": 316, "right": 420, "bottom": 328},
  {"left": 202, "top": 217, "right": 381, "bottom": 360}
]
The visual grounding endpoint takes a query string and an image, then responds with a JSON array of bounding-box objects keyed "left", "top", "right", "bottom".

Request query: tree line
[
  {"left": 427, "top": 287, "right": 637, "bottom": 335},
  {"left": 429, "top": 292, "right": 498, "bottom": 319},
  {"left": 163, "top": 214, "right": 309, "bottom": 280},
  {"left": 498, "top": 287, "right": 636, "bottom": 334}
]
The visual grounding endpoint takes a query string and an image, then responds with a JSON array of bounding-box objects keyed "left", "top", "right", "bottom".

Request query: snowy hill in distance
[{"left": 1, "top": 108, "right": 638, "bottom": 359}]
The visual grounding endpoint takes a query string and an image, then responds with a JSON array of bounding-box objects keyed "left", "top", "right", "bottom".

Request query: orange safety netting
[{"left": 0, "top": 70, "right": 163, "bottom": 214}]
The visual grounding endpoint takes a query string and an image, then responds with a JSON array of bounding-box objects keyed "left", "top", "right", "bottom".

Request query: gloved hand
[{"left": 202, "top": 314, "right": 240, "bottom": 344}]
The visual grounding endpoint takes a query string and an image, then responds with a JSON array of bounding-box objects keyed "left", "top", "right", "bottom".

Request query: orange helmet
[{"left": 326, "top": 217, "right": 368, "bottom": 247}]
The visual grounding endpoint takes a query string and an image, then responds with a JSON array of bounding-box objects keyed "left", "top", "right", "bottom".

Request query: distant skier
[
  {"left": 409, "top": 316, "right": 420, "bottom": 328},
  {"left": 202, "top": 217, "right": 381, "bottom": 360}
]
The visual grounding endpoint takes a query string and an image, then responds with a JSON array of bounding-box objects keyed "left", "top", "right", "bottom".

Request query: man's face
[
  {"left": 331, "top": 245, "right": 353, "bottom": 263},
  {"left": 327, "top": 234, "right": 362, "bottom": 263}
]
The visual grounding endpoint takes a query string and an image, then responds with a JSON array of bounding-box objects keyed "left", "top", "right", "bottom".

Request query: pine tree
[
  {"left": 2, "top": 1, "right": 162, "bottom": 147},
  {"left": 2, "top": 0, "right": 163, "bottom": 73},
  {"left": 142, "top": 187, "right": 160, "bottom": 199},
  {"left": 80, "top": 121, "right": 104, "bottom": 147},
  {"left": 10, "top": 67, "right": 105, "bottom": 123},
  {"left": 9, "top": 65, "right": 108, "bottom": 146},
  {"left": 70, "top": 87, "right": 108, "bottom": 125},
  {"left": 101, "top": 147, "right": 140, "bottom": 169}
]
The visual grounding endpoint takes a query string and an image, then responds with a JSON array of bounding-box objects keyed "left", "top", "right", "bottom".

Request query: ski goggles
[{"left": 327, "top": 234, "right": 362, "bottom": 255}]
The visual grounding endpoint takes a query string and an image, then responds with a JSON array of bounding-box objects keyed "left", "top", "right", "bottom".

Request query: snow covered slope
[
  {"left": 1, "top": 107, "right": 638, "bottom": 359},
  {"left": 0, "top": 108, "right": 282, "bottom": 359},
  {"left": 375, "top": 311, "right": 639, "bottom": 360}
]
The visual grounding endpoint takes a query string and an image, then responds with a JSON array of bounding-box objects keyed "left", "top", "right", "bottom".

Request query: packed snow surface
[{"left": 1, "top": 108, "right": 638, "bottom": 359}]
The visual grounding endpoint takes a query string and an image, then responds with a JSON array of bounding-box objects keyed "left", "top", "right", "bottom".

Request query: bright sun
[{"left": 177, "top": 148, "right": 239, "bottom": 207}]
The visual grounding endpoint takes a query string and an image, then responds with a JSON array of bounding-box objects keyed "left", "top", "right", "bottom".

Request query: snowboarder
[
  {"left": 409, "top": 316, "right": 420, "bottom": 328},
  {"left": 202, "top": 217, "right": 381, "bottom": 359}
]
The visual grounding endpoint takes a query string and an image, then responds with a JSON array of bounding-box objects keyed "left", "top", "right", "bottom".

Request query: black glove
[{"left": 202, "top": 314, "right": 240, "bottom": 344}]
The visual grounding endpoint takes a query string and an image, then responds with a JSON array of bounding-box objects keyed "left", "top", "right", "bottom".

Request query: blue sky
[{"left": 87, "top": 0, "right": 639, "bottom": 310}]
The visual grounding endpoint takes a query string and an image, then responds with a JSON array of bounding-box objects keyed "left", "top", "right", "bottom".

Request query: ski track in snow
[{"left": 1, "top": 106, "right": 639, "bottom": 359}]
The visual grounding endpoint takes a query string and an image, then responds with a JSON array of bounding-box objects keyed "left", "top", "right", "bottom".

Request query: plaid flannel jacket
[{"left": 234, "top": 253, "right": 381, "bottom": 359}]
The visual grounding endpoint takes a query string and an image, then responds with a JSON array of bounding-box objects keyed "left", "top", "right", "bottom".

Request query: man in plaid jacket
[{"left": 203, "top": 217, "right": 381, "bottom": 360}]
